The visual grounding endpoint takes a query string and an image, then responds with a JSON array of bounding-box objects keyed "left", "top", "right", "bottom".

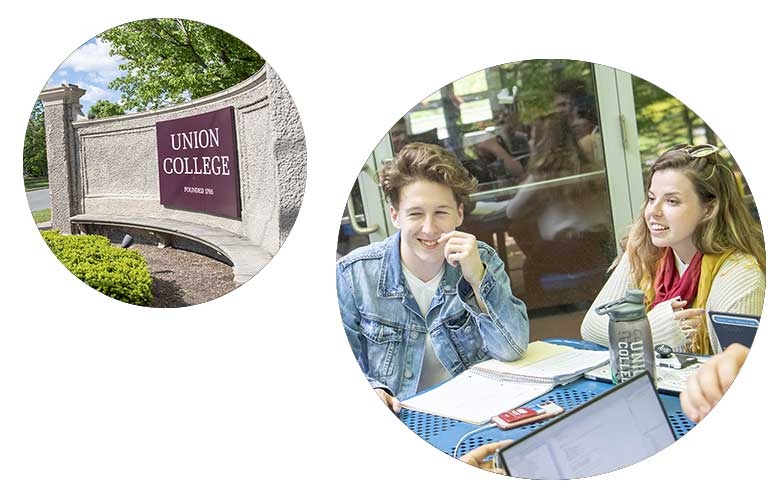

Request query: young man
[{"left": 337, "top": 142, "right": 529, "bottom": 412}]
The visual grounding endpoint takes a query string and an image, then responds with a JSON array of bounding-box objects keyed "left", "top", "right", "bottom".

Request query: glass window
[
  {"left": 632, "top": 76, "right": 758, "bottom": 220},
  {"left": 344, "top": 60, "right": 619, "bottom": 328}
]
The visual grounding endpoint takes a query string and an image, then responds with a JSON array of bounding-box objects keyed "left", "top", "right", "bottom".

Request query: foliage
[
  {"left": 628, "top": 75, "right": 741, "bottom": 191},
  {"left": 632, "top": 75, "right": 702, "bottom": 159},
  {"left": 88, "top": 99, "right": 125, "bottom": 119},
  {"left": 483, "top": 60, "right": 721, "bottom": 165},
  {"left": 23, "top": 100, "right": 47, "bottom": 177},
  {"left": 24, "top": 176, "right": 49, "bottom": 191},
  {"left": 42, "top": 231, "right": 153, "bottom": 306},
  {"left": 499, "top": 59, "right": 593, "bottom": 125},
  {"left": 99, "top": 18, "right": 264, "bottom": 111}
]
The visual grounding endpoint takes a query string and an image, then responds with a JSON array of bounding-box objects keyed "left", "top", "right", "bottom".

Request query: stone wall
[{"left": 39, "top": 65, "right": 306, "bottom": 255}]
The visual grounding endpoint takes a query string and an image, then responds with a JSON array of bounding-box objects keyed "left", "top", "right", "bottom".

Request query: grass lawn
[
  {"left": 24, "top": 177, "right": 49, "bottom": 191},
  {"left": 32, "top": 208, "right": 51, "bottom": 224}
]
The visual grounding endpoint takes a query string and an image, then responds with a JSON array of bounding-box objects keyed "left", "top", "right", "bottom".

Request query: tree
[
  {"left": 23, "top": 100, "right": 47, "bottom": 177},
  {"left": 99, "top": 19, "right": 264, "bottom": 111},
  {"left": 87, "top": 99, "right": 125, "bottom": 119}
]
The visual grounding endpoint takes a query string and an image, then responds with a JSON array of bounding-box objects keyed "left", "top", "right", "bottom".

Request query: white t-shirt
[{"left": 401, "top": 263, "right": 449, "bottom": 392}]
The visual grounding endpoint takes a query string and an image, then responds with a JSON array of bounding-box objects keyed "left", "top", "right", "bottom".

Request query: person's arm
[
  {"left": 504, "top": 174, "right": 537, "bottom": 220},
  {"left": 646, "top": 299, "right": 697, "bottom": 350},
  {"left": 581, "top": 253, "right": 688, "bottom": 349},
  {"left": 460, "top": 439, "right": 514, "bottom": 474},
  {"left": 680, "top": 343, "right": 749, "bottom": 423},
  {"left": 336, "top": 260, "right": 400, "bottom": 412},
  {"left": 439, "top": 231, "right": 490, "bottom": 312},
  {"left": 475, "top": 136, "right": 525, "bottom": 178},
  {"left": 442, "top": 234, "right": 529, "bottom": 362}
]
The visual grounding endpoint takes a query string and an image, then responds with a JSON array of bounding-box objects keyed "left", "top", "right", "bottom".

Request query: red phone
[{"left": 492, "top": 402, "right": 564, "bottom": 430}]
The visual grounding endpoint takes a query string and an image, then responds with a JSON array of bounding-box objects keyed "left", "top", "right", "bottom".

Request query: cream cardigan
[{"left": 580, "top": 251, "right": 765, "bottom": 353}]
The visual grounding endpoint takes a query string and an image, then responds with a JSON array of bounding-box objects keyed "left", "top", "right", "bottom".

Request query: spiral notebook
[
  {"left": 470, "top": 343, "right": 609, "bottom": 386},
  {"left": 401, "top": 342, "right": 609, "bottom": 424}
]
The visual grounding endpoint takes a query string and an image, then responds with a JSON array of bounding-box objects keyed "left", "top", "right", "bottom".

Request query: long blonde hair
[{"left": 626, "top": 147, "right": 765, "bottom": 302}]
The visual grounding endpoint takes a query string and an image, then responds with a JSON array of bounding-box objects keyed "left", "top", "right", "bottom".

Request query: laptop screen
[{"left": 498, "top": 372, "right": 675, "bottom": 479}]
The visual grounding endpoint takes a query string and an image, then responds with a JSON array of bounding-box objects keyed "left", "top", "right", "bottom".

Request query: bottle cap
[
  {"left": 623, "top": 289, "right": 644, "bottom": 304},
  {"left": 594, "top": 289, "right": 647, "bottom": 320}
]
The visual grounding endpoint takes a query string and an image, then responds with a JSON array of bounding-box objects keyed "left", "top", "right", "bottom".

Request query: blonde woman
[{"left": 581, "top": 144, "right": 765, "bottom": 355}]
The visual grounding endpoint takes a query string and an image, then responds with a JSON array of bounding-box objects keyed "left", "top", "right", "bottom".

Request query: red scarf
[{"left": 652, "top": 250, "right": 703, "bottom": 306}]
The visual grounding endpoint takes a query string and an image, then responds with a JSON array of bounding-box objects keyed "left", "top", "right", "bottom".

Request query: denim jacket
[{"left": 336, "top": 232, "right": 529, "bottom": 400}]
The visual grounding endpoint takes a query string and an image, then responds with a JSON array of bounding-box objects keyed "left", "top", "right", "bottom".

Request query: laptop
[
  {"left": 496, "top": 372, "right": 675, "bottom": 479},
  {"left": 708, "top": 311, "right": 759, "bottom": 350}
]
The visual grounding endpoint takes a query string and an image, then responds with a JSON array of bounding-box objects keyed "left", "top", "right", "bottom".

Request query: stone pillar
[
  {"left": 39, "top": 84, "right": 86, "bottom": 234},
  {"left": 267, "top": 66, "right": 306, "bottom": 247}
]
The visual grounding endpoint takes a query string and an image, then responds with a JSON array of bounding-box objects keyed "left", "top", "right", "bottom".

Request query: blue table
[{"left": 399, "top": 339, "right": 696, "bottom": 458}]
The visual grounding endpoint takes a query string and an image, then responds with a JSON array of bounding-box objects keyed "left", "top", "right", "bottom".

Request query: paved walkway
[{"left": 26, "top": 188, "right": 50, "bottom": 212}]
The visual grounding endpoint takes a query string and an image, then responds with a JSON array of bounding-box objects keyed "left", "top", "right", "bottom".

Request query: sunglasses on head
[{"left": 668, "top": 143, "right": 720, "bottom": 158}]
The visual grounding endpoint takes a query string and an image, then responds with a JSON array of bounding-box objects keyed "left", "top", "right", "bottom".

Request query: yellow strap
[{"left": 689, "top": 250, "right": 735, "bottom": 354}]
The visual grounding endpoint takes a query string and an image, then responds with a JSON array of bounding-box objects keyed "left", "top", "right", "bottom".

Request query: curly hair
[{"left": 379, "top": 142, "right": 478, "bottom": 211}]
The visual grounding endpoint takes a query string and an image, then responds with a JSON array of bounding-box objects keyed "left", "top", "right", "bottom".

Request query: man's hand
[
  {"left": 375, "top": 388, "right": 401, "bottom": 414},
  {"left": 460, "top": 439, "right": 514, "bottom": 474},
  {"left": 439, "top": 231, "right": 485, "bottom": 289},
  {"left": 680, "top": 343, "right": 749, "bottom": 423}
]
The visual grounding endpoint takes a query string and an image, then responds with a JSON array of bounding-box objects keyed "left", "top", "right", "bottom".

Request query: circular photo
[
  {"left": 24, "top": 18, "right": 306, "bottom": 307},
  {"left": 335, "top": 59, "right": 764, "bottom": 479}
]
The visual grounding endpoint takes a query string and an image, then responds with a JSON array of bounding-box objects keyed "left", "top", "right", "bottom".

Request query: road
[{"left": 26, "top": 188, "right": 50, "bottom": 212}]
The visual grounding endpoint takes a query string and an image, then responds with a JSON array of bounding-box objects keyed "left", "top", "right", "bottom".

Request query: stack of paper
[
  {"left": 401, "top": 341, "right": 610, "bottom": 424},
  {"left": 401, "top": 374, "right": 553, "bottom": 425}
]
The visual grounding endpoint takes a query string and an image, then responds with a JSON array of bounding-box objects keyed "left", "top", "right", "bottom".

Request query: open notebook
[{"left": 401, "top": 341, "right": 609, "bottom": 424}]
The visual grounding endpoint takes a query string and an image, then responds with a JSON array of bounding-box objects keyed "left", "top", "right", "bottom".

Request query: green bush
[{"left": 42, "top": 230, "right": 153, "bottom": 306}]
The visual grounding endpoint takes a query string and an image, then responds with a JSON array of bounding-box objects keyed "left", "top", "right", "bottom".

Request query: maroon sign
[{"left": 156, "top": 107, "right": 241, "bottom": 219}]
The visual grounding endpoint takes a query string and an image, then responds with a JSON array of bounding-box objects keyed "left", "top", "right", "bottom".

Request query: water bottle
[{"left": 595, "top": 289, "right": 655, "bottom": 385}]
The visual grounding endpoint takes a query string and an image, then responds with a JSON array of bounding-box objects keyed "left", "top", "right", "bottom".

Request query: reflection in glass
[
  {"left": 339, "top": 59, "right": 762, "bottom": 322},
  {"left": 632, "top": 76, "right": 757, "bottom": 220},
  {"left": 398, "top": 60, "right": 617, "bottom": 311},
  {"left": 343, "top": 60, "right": 621, "bottom": 315}
]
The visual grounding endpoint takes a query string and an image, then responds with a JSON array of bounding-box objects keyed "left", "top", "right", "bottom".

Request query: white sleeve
[
  {"left": 580, "top": 252, "right": 685, "bottom": 349},
  {"left": 646, "top": 299, "right": 686, "bottom": 350},
  {"left": 706, "top": 253, "right": 765, "bottom": 316},
  {"left": 705, "top": 253, "right": 766, "bottom": 354},
  {"left": 580, "top": 253, "right": 632, "bottom": 347}
]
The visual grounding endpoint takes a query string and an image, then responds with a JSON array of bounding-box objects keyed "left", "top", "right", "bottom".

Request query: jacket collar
[{"left": 377, "top": 232, "right": 458, "bottom": 298}]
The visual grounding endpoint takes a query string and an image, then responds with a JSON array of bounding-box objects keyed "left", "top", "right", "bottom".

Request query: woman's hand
[{"left": 671, "top": 299, "right": 705, "bottom": 342}]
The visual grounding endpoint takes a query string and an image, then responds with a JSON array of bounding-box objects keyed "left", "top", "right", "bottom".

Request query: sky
[{"left": 45, "top": 36, "right": 125, "bottom": 116}]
